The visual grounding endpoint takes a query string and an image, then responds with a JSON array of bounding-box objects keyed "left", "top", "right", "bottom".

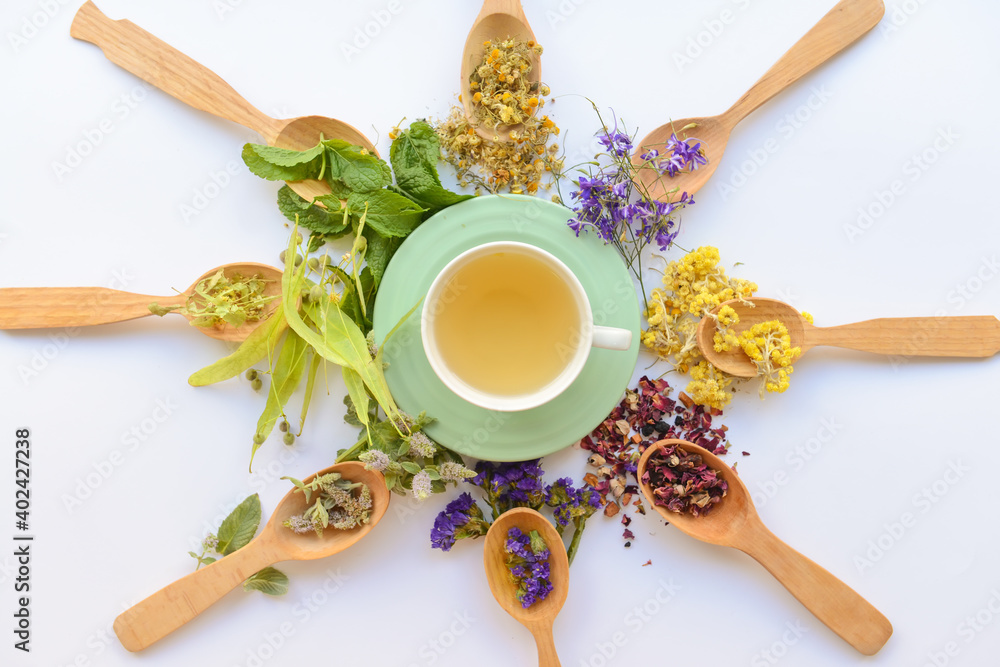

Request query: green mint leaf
[
  {"left": 242, "top": 143, "right": 324, "bottom": 182},
  {"left": 391, "top": 119, "right": 441, "bottom": 169},
  {"left": 400, "top": 461, "right": 422, "bottom": 475},
  {"left": 369, "top": 419, "right": 402, "bottom": 454},
  {"left": 243, "top": 567, "right": 289, "bottom": 596},
  {"left": 362, "top": 230, "right": 402, "bottom": 289},
  {"left": 216, "top": 494, "right": 262, "bottom": 556},
  {"left": 276, "top": 186, "right": 350, "bottom": 236},
  {"left": 322, "top": 139, "right": 392, "bottom": 193},
  {"left": 390, "top": 120, "right": 472, "bottom": 210},
  {"left": 347, "top": 190, "right": 424, "bottom": 238}
]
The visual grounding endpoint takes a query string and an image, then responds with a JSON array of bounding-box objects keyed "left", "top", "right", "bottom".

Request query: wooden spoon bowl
[
  {"left": 71, "top": 1, "right": 376, "bottom": 203},
  {"left": 634, "top": 115, "right": 729, "bottom": 202},
  {"left": 114, "top": 462, "right": 389, "bottom": 652},
  {"left": 460, "top": 0, "right": 540, "bottom": 142},
  {"left": 0, "top": 262, "right": 284, "bottom": 342},
  {"left": 637, "top": 439, "right": 892, "bottom": 655},
  {"left": 696, "top": 298, "right": 1000, "bottom": 378},
  {"left": 484, "top": 507, "right": 568, "bottom": 666},
  {"left": 633, "top": 0, "right": 885, "bottom": 201}
]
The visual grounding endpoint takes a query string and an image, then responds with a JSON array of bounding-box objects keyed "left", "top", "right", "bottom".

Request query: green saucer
[{"left": 372, "top": 194, "right": 640, "bottom": 462}]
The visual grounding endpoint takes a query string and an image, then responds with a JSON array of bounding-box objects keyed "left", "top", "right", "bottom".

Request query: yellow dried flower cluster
[
  {"left": 686, "top": 360, "right": 734, "bottom": 411},
  {"left": 436, "top": 38, "right": 564, "bottom": 195},
  {"left": 471, "top": 38, "right": 545, "bottom": 129},
  {"left": 736, "top": 320, "right": 801, "bottom": 397},
  {"left": 642, "top": 246, "right": 757, "bottom": 373}
]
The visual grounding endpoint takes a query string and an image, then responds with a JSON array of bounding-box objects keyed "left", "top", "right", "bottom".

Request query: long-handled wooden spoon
[
  {"left": 696, "top": 297, "right": 1000, "bottom": 378},
  {"left": 637, "top": 440, "right": 892, "bottom": 655},
  {"left": 460, "top": 0, "right": 539, "bottom": 142},
  {"left": 484, "top": 508, "right": 568, "bottom": 667},
  {"left": 0, "top": 262, "right": 283, "bottom": 342},
  {"left": 633, "top": 0, "right": 885, "bottom": 201},
  {"left": 114, "top": 462, "right": 389, "bottom": 652},
  {"left": 70, "top": 1, "right": 376, "bottom": 203}
]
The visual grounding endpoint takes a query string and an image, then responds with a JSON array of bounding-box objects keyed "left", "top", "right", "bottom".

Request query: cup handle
[{"left": 592, "top": 326, "right": 632, "bottom": 351}]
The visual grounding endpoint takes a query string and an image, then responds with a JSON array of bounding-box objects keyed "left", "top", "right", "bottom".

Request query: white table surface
[{"left": 2, "top": 1, "right": 999, "bottom": 666}]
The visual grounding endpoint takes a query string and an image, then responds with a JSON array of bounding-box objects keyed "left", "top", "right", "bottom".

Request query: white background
[{"left": 1, "top": 1, "right": 998, "bottom": 666}]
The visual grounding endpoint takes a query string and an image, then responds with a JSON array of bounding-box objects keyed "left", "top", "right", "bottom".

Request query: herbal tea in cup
[{"left": 421, "top": 241, "right": 632, "bottom": 412}]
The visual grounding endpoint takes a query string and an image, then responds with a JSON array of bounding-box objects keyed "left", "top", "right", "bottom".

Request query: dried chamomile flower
[{"left": 436, "top": 38, "right": 563, "bottom": 195}]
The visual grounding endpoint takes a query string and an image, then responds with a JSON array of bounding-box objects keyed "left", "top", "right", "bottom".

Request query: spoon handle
[
  {"left": 70, "top": 1, "right": 280, "bottom": 141},
  {"left": 0, "top": 287, "right": 185, "bottom": 330},
  {"left": 723, "top": 0, "right": 885, "bottom": 125},
  {"left": 808, "top": 315, "right": 1000, "bottom": 358},
  {"left": 738, "top": 523, "right": 892, "bottom": 655},
  {"left": 114, "top": 539, "right": 278, "bottom": 652},
  {"left": 528, "top": 623, "right": 562, "bottom": 667}
]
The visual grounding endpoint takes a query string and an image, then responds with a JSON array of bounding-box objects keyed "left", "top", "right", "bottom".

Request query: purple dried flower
[
  {"left": 430, "top": 492, "right": 490, "bottom": 551},
  {"left": 469, "top": 460, "right": 545, "bottom": 516},
  {"left": 504, "top": 527, "right": 554, "bottom": 609}
]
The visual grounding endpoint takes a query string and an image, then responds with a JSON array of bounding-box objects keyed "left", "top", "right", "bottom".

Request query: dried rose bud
[{"left": 587, "top": 454, "right": 606, "bottom": 467}]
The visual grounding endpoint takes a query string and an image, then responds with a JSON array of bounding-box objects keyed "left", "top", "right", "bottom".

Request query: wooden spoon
[
  {"left": 114, "top": 462, "right": 389, "bottom": 652},
  {"left": 633, "top": 0, "right": 885, "bottom": 201},
  {"left": 460, "top": 0, "right": 539, "bottom": 142},
  {"left": 70, "top": 1, "right": 376, "bottom": 203},
  {"left": 484, "top": 508, "right": 568, "bottom": 667},
  {"left": 637, "top": 439, "right": 892, "bottom": 655},
  {"left": 0, "top": 262, "right": 283, "bottom": 342},
  {"left": 697, "top": 297, "right": 1000, "bottom": 378}
]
